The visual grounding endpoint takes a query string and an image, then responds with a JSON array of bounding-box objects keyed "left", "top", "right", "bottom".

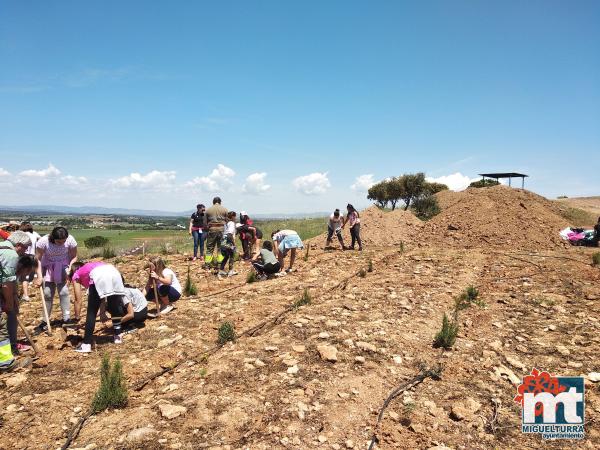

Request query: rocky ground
[{"left": 1, "top": 187, "right": 600, "bottom": 450}]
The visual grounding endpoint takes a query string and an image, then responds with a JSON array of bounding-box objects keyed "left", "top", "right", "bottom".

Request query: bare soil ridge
[{"left": 1, "top": 186, "right": 599, "bottom": 449}]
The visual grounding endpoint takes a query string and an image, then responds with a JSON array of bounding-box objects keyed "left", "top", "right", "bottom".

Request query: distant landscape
[{"left": 0, "top": 207, "right": 329, "bottom": 258}]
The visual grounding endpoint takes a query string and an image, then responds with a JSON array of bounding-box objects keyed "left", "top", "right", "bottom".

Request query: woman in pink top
[
  {"left": 33, "top": 226, "right": 78, "bottom": 334},
  {"left": 343, "top": 204, "right": 362, "bottom": 251}
]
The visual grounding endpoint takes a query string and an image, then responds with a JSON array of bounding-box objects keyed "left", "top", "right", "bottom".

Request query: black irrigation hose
[{"left": 368, "top": 367, "right": 443, "bottom": 450}]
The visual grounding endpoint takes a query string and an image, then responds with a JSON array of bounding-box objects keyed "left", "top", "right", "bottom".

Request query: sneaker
[
  {"left": 160, "top": 304, "right": 174, "bottom": 315},
  {"left": 217, "top": 270, "right": 228, "bottom": 277},
  {"left": 75, "top": 343, "right": 92, "bottom": 353},
  {"left": 0, "top": 356, "right": 33, "bottom": 373},
  {"left": 227, "top": 270, "right": 238, "bottom": 277},
  {"left": 20, "top": 295, "right": 31, "bottom": 302},
  {"left": 192, "top": 256, "right": 197, "bottom": 261},
  {"left": 32, "top": 322, "right": 48, "bottom": 336},
  {"left": 114, "top": 334, "right": 123, "bottom": 344},
  {"left": 274, "top": 272, "right": 286, "bottom": 277},
  {"left": 285, "top": 268, "right": 296, "bottom": 273},
  {"left": 122, "top": 327, "right": 137, "bottom": 335},
  {"left": 62, "top": 318, "right": 79, "bottom": 328}
]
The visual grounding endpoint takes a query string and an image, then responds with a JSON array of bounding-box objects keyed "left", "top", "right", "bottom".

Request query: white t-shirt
[
  {"left": 122, "top": 287, "right": 148, "bottom": 313},
  {"left": 329, "top": 214, "right": 343, "bottom": 230},
  {"left": 223, "top": 220, "right": 236, "bottom": 237},
  {"left": 26, "top": 231, "right": 41, "bottom": 255},
  {"left": 159, "top": 268, "right": 182, "bottom": 294}
]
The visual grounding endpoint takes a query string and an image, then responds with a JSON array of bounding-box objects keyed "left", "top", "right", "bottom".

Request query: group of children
[
  {"left": 190, "top": 198, "right": 362, "bottom": 283},
  {"left": 68, "top": 256, "right": 181, "bottom": 353},
  {"left": 0, "top": 200, "right": 363, "bottom": 358},
  {"left": 189, "top": 197, "right": 306, "bottom": 279}
]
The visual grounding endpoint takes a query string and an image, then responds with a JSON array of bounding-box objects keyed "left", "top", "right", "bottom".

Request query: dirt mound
[
  {"left": 424, "top": 185, "right": 571, "bottom": 250},
  {"left": 307, "top": 206, "right": 423, "bottom": 248}
]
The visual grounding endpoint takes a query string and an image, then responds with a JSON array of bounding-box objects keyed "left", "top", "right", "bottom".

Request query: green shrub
[
  {"left": 218, "top": 322, "right": 236, "bottom": 345},
  {"left": 84, "top": 236, "right": 109, "bottom": 249},
  {"left": 411, "top": 194, "right": 441, "bottom": 220},
  {"left": 91, "top": 353, "right": 128, "bottom": 413},
  {"left": 246, "top": 271, "right": 258, "bottom": 283},
  {"left": 454, "top": 285, "right": 485, "bottom": 312},
  {"left": 465, "top": 285, "right": 479, "bottom": 301},
  {"left": 184, "top": 264, "right": 198, "bottom": 296},
  {"left": 293, "top": 288, "right": 311, "bottom": 309},
  {"left": 433, "top": 313, "right": 459, "bottom": 349},
  {"left": 102, "top": 246, "right": 116, "bottom": 259},
  {"left": 469, "top": 179, "right": 500, "bottom": 188},
  {"left": 593, "top": 252, "right": 600, "bottom": 267},
  {"left": 367, "top": 260, "right": 373, "bottom": 272}
]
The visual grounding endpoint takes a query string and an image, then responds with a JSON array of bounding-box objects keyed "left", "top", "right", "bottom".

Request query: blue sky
[{"left": 1, "top": 0, "right": 599, "bottom": 213}]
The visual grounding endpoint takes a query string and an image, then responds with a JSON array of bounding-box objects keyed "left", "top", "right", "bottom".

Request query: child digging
[
  {"left": 219, "top": 211, "right": 238, "bottom": 278},
  {"left": 251, "top": 240, "right": 281, "bottom": 280},
  {"left": 70, "top": 261, "right": 127, "bottom": 353},
  {"left": 144, "top": 257, "right": 182, "bottom": 315}
]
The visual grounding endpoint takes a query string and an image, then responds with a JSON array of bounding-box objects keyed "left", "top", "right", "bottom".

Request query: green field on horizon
[{"left": 35, "top": 217, "right": 328, "bottom": 257}]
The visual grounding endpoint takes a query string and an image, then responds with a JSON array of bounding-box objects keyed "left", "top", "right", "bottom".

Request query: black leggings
[
  {"left": 350, "top": 224, "right": 362, "bottom": 249},
  {"left": 83, "top": 285, "right": 124, "bottom": 344},
  {"left": 220, "top": 247, "right": 235, "bottom": 270},
  {"left": 123, "top": 307, "right": 148, "bottom": 329},
  {"left": 252, "top": 261, "right": 281, "bottom": 275}
]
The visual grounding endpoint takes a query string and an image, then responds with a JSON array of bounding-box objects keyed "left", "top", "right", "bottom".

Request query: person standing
[
  {"left": 34, "top": 226, "right": 78, "bottom": 334},
  {"left": 344, "top": 204, "right": 363, "bottom": 251},
  {"left": 218, "top": 211, "right": 238, "bottom": 277},
  {"left": 0, "top": 231, "right": 37, "bottom": 358},
  {"left": 19, "top": 222, "right": 40, "bottom": 301},
  {"left": 204, "top": 197, "right": 228, "bottom": 269},
  {"left": 189, "top": 204, "right": 207, "bottom": 261}
]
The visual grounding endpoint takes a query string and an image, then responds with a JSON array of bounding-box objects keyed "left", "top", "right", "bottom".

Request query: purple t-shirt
[{"left": 36, "top": 234, "right": 78, "bottom": 283}]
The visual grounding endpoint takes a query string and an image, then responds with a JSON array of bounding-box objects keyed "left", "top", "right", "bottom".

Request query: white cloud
[
  {"left": 111, "top": 170, "right": 177, "bottom": 189},
  {"left": 0, "top": 168, "right": 10, "bottom": 177},
  {"left": 351, "top": 174, "right": 375, "bottom": 192},
  {"left": 19, "top": 163, "right": 61, "bottom": 178},
  {"left": 61, "top": 175, "right": 89, "bottom": 186},
  {"left": 243, "top": 172, "right": 270, "bottom": 194},
  {"left": 185, "top": 164, "right": 236, "bottom": 192},
  {"left": 292, "top": 172, "right": 331, "bottom": 195},
  {"left": 426, "top": 172, "right": 480, "bottom": 191}
]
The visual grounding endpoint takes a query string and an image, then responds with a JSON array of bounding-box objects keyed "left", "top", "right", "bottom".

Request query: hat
[{"left": 240, "top": 211, "right": 247, "bottom": 216}]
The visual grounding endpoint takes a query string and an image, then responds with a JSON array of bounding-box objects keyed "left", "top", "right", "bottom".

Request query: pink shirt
[{"left": 72, "top": 261, "right": 105, "bottom": 288}]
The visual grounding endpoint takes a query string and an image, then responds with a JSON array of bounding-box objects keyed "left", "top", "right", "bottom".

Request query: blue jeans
[{"left": 192, "top": 230, "right": 205, "bottom": 258}]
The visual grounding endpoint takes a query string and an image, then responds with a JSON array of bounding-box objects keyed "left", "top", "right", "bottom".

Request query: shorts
[
  {"left": 278, "top": 234, "right": 304, "bottom": 256},
  {"left": 146, "top": 285, "right": 181, "bottom": 302}
]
